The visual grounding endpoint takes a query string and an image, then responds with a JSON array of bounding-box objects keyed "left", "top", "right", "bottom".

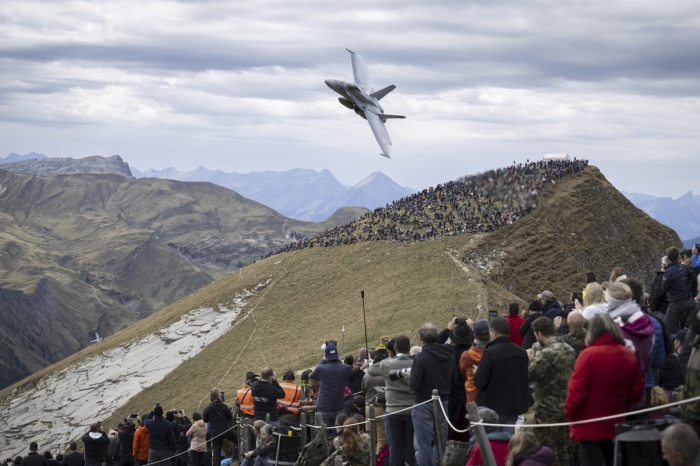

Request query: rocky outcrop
[
  {"left": 1, "top": 155, "right": 133, "bottom": 177},
  {"left": 0, "top": 283, "right": 266, "bottom": 457}
]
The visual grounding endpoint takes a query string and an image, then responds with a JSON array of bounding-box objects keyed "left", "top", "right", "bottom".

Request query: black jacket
[
  {"left": 438, "top": 328, "right": 472, "bottom": 419},
  {"left": 661, "top": 261, "right": 692, "bottom": 303},
  {"left": 520, "top": 312, "right": 542, "bottom": 350},
  {"left": 252, "top": 379, "right": 286, "bottom": 422},
  {"left": 82, "top": 432, "right": 110, "bottom": 463},
  {"left": 203, "top": 401, "right": 233, "bottom": 436},
  {"left": 171, "top": 419, "right": 189, "bottom": 453},
  {"left": 115, "top": 427, "right": 135, "bottom": 462},
  {"left": 660, "top": 354, "right": 685, "bottom": 391},
  {"left": 474, "top": 336, "right": 530, "bottom": 418},
  {"left": 543, "top": 300, "right": 562, "bottom": 320},
  {"left": 650, "top": 270, "right": 670, "bottom": 314},
  {"left": 409, "top": 343, "right": 456, "bottom": 403},
  {"left": 20, "top": 453, "right": 48, "bottom": 466},
  {"left": 61, "top": 453, "right": 83, "bottom": 466},
  {"left": 144, "top": 416, "right": 176, "bottom": 452},
  {"left": 347, "top": 367, "right": 365, "bottom": 395}
]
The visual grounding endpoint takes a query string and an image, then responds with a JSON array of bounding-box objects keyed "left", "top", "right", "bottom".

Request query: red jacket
[
  {"left": 507, "top": 314, "right": 525, "bottom": 347},
  {"left": 565, "top": 333, "right": 644, "bottom": 441}
]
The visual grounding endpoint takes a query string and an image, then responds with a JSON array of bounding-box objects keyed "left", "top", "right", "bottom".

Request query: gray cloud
[{"left": 0, "top": 0, "right": 698, "bottom": 198}]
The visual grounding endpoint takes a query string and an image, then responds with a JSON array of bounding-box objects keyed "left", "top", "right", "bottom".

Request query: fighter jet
[{"left": 325, "top": 49, "right": 405, "bottom": 158}]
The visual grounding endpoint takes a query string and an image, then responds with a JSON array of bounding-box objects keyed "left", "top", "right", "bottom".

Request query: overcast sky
[{"left": 1, "top": 0, "right": 699, "bottom": 198}]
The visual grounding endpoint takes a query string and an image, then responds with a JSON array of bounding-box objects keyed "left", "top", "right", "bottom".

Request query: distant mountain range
[
  {"left": 132, "top": 166, "right": 414, "bottom": 222},
  {"left": 0, "top": 152, "right": 48, "bottom": 163},
  {"left": 623, "top": 191, "right": 700, "bottom": 243}
]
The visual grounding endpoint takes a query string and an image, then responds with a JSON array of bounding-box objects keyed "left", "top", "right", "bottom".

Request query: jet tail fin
[{"left": 370, "top": 85, "right": 396, "bottom": 101}]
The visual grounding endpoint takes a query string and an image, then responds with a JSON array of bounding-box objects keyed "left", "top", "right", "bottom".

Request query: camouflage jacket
[
  {"left": 528, "top": 339, "right": 576, "bottom": 420},
  {"left": 559, "top": 329, "right": 587, "bottom": 358},
  {"left": 320, "top": 433, "right": 370, "bottom": 466}
]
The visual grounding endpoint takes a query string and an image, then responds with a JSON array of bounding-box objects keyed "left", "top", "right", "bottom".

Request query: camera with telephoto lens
[{"left": 388, "top": 368, "right": 411, "bottom": 381}]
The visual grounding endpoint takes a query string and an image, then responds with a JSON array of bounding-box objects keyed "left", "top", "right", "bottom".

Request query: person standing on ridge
[
  {"left": 310, "top": 344, "right": 352, "bottom": 431},
  {"left": 662, "top": 246, "right": 694, "bottom": 333},
  {"left": 82, "top": 424, "right": 110, "bottom": 466},
  {"left": 19, "top": 443, "right": 48, "bottom": 466},
  {"left": 252, "top": 367, "right": 286, "bottom": 426},
  {"left": 506, "top": 303, "right": 525, "bottom": 347},
  {"left": 475, "top": 317, "right": 529, "bottom": 434},
  {"left": 202, "top": 391, "right": 234, "bottom": 466},
  {"left": 528, "top": 317, "right": 576, "bottom": 466},
  {"left": 277, "top": 370, "right": 303, "bottom": 427},
  {"left": 144, "top": 405, "right": 176, "bottom": 466},
  {"left": 409, "top": 322, "right": 455, "bottom": 466}
]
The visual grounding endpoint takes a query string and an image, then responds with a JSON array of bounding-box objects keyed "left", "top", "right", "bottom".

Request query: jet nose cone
[{"left": 324, "top": 79, "right": 334, "bottom": 89}]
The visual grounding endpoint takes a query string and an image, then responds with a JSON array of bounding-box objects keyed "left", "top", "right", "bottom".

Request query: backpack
[{"left": 294, "top": 424, "right": 329, "bottom": 466}]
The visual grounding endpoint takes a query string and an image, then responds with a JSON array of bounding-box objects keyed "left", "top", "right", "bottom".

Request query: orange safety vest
[
  {"left": 277, "top": 381, "right": 302, "bottom": 415},
  {"left": 236, "top": 386, "right": 255, "bottom": 416}
]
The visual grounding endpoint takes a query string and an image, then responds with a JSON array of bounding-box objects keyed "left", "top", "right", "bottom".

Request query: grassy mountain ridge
[{"left": 461, "top": 166, "right": 680, "bottom": 298}]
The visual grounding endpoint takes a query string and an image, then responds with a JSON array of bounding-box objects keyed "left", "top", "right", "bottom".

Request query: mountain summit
[
  {"left": 1, "top": 154, "right": 133, "bottom": 177},
  {"left": 0, "top": 152, "right": 48, "bottom": 163},
  {"left": 132, "top": 166, "right": 414, "bottom": 221}
]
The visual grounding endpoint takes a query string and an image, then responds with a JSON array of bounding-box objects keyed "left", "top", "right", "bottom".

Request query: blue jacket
[
  {"left": 661, "top": 261, "right": 692, "bottom": 303},
  {"left": 144, "top": 416, "right": 176, "bottom": 452},
  {"left": 692, "top": 253, "right": 700, "bottom": 274},
  {"left": 310, "top": 360, "right": 352, "bottom": 412},
  {"left": 645, "top": 315, "right": 665, "bottom": 388}
]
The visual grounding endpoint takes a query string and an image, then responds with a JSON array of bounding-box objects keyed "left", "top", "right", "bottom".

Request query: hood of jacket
[
  {"left": 543, "top": 299, "right": 561, "bottom": 312},
  {"left": 193, "top": 419, "right": 205, "bottom": 428},
  {"left": 609, "top": 300, "right": 641, "bottom": 321},
  {"left": 421, "top": 342, "right": 454, "bottom": 363},
  {"left": 88, "top": 432, "right": 104, "bottom": 440},
  {"left": 616, "top": 309, "right": 654, "bottom": 340},
  {"left": 589, "top": 332, "right": 623, "bottom": 348}
]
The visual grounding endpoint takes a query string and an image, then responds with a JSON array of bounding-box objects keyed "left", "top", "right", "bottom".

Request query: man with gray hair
[
  {"left": 661, "top": 423, "right": 700, "bottom": 466},
  {"left": 409, "top": 322, "right": 455, "bottom": 466}
]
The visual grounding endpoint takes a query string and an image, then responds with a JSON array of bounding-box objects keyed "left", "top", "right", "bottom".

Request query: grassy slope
[{"left": 1, "top": 165, "right": 679, "bottom": 432}]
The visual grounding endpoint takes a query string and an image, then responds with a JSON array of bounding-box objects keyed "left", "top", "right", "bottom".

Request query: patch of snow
[{"left": 0, "top": 282, "right": 269, "bottom": 457}]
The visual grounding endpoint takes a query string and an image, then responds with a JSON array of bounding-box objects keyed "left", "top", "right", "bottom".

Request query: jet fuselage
[{"left": 324, "top": 79, "right": 384, "bottom": 120}]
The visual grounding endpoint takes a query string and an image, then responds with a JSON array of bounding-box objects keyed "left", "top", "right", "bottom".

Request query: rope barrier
[
  {"left": 436, "top": 394, "right": 700, "bottom": 431},
  {"left": 144, "top": 421, "right": 240, "bottom": 466},
  {"left": 302, "top": 399, "right": 434, "bottom": 430},
  {"left": 132, "top": 391, "right": 700, "bottom": 466}
]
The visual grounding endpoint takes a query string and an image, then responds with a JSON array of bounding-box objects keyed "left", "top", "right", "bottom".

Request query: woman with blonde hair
[
  {"left": 321, "top": 419, "right": 370, "bottom": 466},
  {"left": 506, "top": 431, "right": 553, "bottom": 466},
  {"left": 580, "top": 282, "right": 607, "bottom": 321}
]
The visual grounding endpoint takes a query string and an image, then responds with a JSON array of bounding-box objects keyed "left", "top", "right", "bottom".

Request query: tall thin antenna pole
[{"left": 361, "top": 291, "right": 369, "bottom": 357}]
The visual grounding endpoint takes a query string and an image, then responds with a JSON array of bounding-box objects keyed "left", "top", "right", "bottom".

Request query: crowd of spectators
[
  {"left": 6, "top": 247, "right": 700, "bottom": 466},
  {"left": 264, "top": 159, "right": 588, "bottom": 258}
]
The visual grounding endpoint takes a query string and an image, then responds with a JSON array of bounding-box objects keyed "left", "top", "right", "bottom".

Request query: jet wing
[
  {"left": 365, "top": 111, "right": 393, "bottom": 157},
  {"left": 346, "top": 48, "right": 370, "bottom": 89}
]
